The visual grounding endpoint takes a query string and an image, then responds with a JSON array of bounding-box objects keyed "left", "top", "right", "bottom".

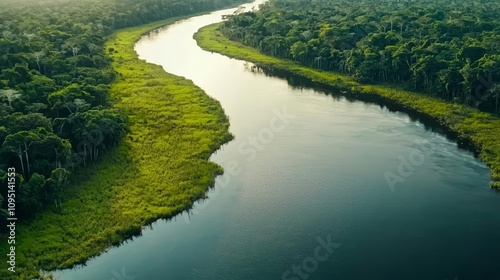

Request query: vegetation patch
[
  {"left": 0, "top": 13, "right": 236, "bottom": 280},
  {"left": 194, "top": 23, "right": 500, "bottom": 188}
]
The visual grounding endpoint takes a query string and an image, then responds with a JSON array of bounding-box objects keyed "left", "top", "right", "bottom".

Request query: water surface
[{"left": 55, "top": 1, "right": 499, "bottom": 279}]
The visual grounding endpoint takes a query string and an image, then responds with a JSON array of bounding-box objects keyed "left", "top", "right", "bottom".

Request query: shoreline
[
  {"left": 194, "top": 23, "right": 500, "bottom": 189},
  {"left": 0, "top": 3, "right": 248, "bottom": 279}
]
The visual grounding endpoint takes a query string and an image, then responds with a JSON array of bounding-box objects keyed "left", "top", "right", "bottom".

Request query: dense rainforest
[
  {"left": 220, "top": 0, "right": 500, "bottom": 113},
  {"left": 0, "top": 0, "right": 245, "bottom": 224}
]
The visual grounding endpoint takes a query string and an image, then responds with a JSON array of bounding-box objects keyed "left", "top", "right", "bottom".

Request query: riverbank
[
  {"left": 194, "top": 23, "right": 500, "bottom": 189},
  {"left": 0, "top": 12, "right": 239, "bottom": 280}
]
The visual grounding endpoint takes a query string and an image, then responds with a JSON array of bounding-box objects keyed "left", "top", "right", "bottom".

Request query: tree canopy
[
  {"left": 0, "top": 0, "right": 245, "bottom": 221},
  {"left": 221, "top": 0, "right": 500, "bottom": 112}
]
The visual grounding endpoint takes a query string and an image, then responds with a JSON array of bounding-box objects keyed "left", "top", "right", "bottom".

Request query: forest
[
  {"left": 220, "top": 0, "right": 500, "bottom": 113},
  {"left": 0, "top": 0, "right": 245, "bottom": 224},
  {"left": 1, "top": 0, "right": 499, "bottom": 278},
  {"left": 195, "top": 0, "right": 499, "bottom": 190},
  {"left": 1, "top": 0, "right": 246, "bottom": 278}
]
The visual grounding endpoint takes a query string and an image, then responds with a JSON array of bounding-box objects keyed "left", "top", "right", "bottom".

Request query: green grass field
[
  {"left": 0, "top": 15, "right": 233, "bottom": 280},
  {"left": 194, "top": 23, "right": 500, "bottom": 189}
]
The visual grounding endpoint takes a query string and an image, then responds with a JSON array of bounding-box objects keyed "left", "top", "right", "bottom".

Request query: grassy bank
[
  {"left": 0, "top": 14, "right": 235, "bottom": 280},
  {"left": 194, "top": 23, "right": 500, "bottom": 189}
]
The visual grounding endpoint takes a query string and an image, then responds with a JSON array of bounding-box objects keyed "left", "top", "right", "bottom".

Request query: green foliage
[
  {"left": 18, "top": 173, "right": 46, "bottom": 216},
  {"left": 0, "top": 0, "right": 133, "bottom": 224},
  {"left": 0, "top": 0, "right": 245, "bottom": 279},
  {"left": 194, "top": 22, "right": 500, "bottom": 189},
  {"left": 0, "top": 0, "right": 250, "bottom": 225},
  {"left": 219, "top": 0, "right": 500, "bottom": 112}
]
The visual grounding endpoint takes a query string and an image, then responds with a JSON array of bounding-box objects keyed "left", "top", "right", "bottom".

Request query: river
[{"left": 55, "top": 1, "right": 500, "bottom": 279}]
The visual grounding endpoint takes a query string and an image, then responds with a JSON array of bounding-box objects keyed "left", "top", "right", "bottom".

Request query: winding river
[{"left": 55, "top": 1, "right": 500, "bottom": 279}]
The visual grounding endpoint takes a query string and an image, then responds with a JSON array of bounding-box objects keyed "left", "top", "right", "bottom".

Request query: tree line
[
  {"left": 0, "top": 0, "right": 245, "bottom": 222},
  {"left": 220, "top": 0, "right": 500, "bottom": 112}
]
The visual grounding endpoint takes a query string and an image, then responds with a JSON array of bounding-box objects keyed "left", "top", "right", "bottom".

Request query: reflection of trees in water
[
  {"left": 243, "top": 63, "right": 317, "bottom": 90},
  {"left": 242, "top": 63, "right": 476, "bottom": 153}
]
